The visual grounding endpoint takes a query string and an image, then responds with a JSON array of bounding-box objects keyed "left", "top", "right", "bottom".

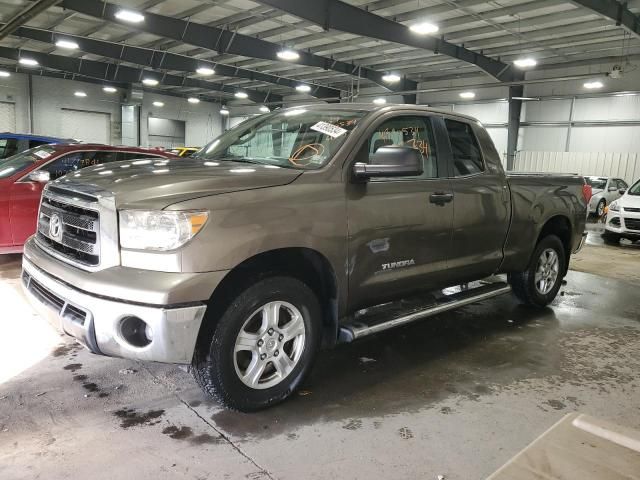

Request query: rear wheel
[
  {"left": 509, "top": 235, "right": 566, "bottom": 307},
  {"left": 191, "top": 276, "right": 322, "bottom": 412},
  {"left": 596, "top": 199, "right": 606, "bottom": 217}
]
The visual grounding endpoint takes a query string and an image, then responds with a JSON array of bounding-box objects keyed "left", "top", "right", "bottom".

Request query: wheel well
[
  {"left": 196, "top": 248, "right": 339, "bottom": 353},
  {"left": 537, "top": 215, "right": 572, "bottom": 274}
]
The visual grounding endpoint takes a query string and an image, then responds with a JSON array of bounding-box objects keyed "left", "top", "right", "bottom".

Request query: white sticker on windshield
[
  {"left": 33, "top": 150, "right": 50, "bottom": 159},
  {"left": 310, "top": 121, "right": 348, "bottom": 139}
]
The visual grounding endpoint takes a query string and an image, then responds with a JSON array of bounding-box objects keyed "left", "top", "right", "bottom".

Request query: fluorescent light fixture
[
  {"left": 188, "top": 97, "right": 200, "bottom": 104},
  {"left": 277, "top": 49, "right": 299, "bottom": 61},
  {"left": 382, "top": 73, "right": 401, "bottom": 83},
  {"left": 115, "top": 9, "right": 145, "bottom": 23},
  {"left": 19, "top": 58, "right": 38, "bottom": 67},
  {"left": 373, "top": 98, "right": 387, "bottom": 105},
  {"left": 234, "top": 91, "right": 249, "bottom": 99},
  {"left": 152, "top": 101, "right": 164, "bottom": 107},
  {"left": 56, "top": 39, "right": 79, "bottom": 50},
  {"left": 512, "top": 96, "right": 540, "bottom": 101},
  {"left": 584, "top": 81, "right": 604, "bottom": 89},
  {"left": 295, "top": 84, "right": 312, "bottom": 92},
  {"left": 142, "top": 78, "right": 159, "bottom": 86},
  {"left": 514, "top": 57, "right": 537, "bottom": 68},
  {"left": 409, "top": 22, "right": 439, "bottom": 35},
  {"left": 0, "top": 71, "right": 10, "bottom": 78},
  {"left": 220, "top": 107, "right": 229, "bottom": 115},
  {"left": 74, "top": 91, "right": 87, "bottom": 98},
  {"left": 459, "top": 91, "right": 476, "bottom": 99},
  {"left": 259, "top": 106, "right": 270, "bottom": 113},
  {"left": 196, "top": 67, "right": 214, "bottom": 76},
  {"left": 103, "top": 86, "right": 117, "bottom": 93}
]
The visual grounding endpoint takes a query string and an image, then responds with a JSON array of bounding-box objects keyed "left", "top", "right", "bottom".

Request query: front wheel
[
  {"left": 596, "top": 199, "right": 606, "bottom": 217},
  {"left": 191, "top": 276, "right": 322, "bottom": 412},
  {"left": 509, "top": 235, "right": 566, "bottom": 307}
]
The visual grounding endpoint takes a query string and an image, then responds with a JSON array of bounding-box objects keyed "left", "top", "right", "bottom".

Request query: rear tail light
[{"left": 582, "top": 184, "right": 593, "bottom": 203}]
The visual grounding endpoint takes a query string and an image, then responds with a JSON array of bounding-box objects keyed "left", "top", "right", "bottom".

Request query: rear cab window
[{"left": 444, "top": 119, "right": 485, "bottom": 176}]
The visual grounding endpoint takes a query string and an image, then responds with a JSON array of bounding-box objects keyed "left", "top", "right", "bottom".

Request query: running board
[{"left": 338, "top": 279, "right": 512, "bottom": 342}]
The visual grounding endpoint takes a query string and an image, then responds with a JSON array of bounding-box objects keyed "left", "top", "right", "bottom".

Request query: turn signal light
[{"left": 582, "top": 184, "right": 593, "bottom": 203}]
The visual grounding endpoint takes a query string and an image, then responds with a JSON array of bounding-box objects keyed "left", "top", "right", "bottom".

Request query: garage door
[
  {"left": 60, "top": 108, "right": 111, "bottom": 144},
  {"left": 0, "top": 102, "right": 16, "bottom": 132}
]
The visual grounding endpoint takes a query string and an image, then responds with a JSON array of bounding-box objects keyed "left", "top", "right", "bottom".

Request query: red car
[{"left": 0, "top": 144, "right": 177, "bottom": 253}]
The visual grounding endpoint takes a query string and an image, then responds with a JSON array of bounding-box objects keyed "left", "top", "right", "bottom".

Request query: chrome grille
[{"left": 36, "top": 191, "right": 101, "bottom": 266}]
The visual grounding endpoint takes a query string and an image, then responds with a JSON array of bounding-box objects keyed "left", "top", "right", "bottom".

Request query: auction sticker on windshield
[
  {"left": 34, "top": 150, "right": 50, "bottom": 160},
  {"left": 310, "top": 121, "right": 348, "bottom": 139}
]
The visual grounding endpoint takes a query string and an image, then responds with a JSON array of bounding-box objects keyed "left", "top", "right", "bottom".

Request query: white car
[
  {"left": 603, "top": 179, "right": 640, "bottom": 244},
  {"left": 586, "top": 176, "right": 629, "bottom": 216}
]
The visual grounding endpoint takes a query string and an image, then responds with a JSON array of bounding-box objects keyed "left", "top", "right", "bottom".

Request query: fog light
[{"left": 120, "top": 316, "right": 152, "bottom": 348}]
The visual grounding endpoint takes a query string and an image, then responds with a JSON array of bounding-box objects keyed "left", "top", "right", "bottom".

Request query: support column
[{"left": 507, "top": 85, "right": 523, "bottom": 171}]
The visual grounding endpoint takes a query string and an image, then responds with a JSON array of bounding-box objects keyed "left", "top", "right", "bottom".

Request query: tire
[
  {"left": 191, "top": 276, "right": 322, "bottom": 412},
  {"left": 509, "top": 235, "right": 566, "bottom": 308},
  {"left": 602, "top": 231, "right": 621, "bottom": 245},
  {"left": 596, "top": 199, "right": 606, "bottom": 217}
]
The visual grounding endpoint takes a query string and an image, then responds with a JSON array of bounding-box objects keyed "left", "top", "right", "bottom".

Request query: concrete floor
[{"left": 1, "top": 226, "right": 639, "bottom": 480}]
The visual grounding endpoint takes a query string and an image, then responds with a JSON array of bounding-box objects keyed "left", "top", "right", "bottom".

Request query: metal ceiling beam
[
  {"left": 255, "top": 0, "right": 521, "bottom": 83},
  {"left": 9, "top": 25, "right": 341, "bottom": 99},
  {"left": 570, "top": 0, "right": 640, "bottom": 38},
  {"left": 58, "top": 0, "right": 417, "bottom": 96},
  {"left": 0, "top": 0, "right": 62, "bottom": 40},
  {"left": 0, "top": 47, "right": 282, "bottom": 104}
]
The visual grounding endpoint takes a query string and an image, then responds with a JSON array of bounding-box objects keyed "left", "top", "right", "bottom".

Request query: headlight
[
  {"left": 609, "top": 202, "right": 620, "bottom": 212},
  {"left": 119, "top": 210, "right": 208, "bottom": 251}
]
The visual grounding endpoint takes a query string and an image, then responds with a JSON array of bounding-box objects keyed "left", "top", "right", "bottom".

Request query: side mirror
[
  {"left": 619, "top": 189, "right": 627, "bottom": 195},
  {"left": 353, "top": 146, "right": 423, "bottom": 179},
  {"left": 26, "top": 170, "right": 50, "bottom": 183}
]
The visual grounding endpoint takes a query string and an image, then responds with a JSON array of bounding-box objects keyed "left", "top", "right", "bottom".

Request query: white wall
[{"left": 0, "top": 72, "right": 224, "bottom": 147}]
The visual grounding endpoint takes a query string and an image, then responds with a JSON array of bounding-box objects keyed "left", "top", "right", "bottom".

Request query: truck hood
[{"left": 51, "top": 157, "right": 303, "bottom": 209}]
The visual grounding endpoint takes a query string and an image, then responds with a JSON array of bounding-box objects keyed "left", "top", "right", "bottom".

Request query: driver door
[{"left": 346, "top": 114, "right": 454, "bottom": 310}]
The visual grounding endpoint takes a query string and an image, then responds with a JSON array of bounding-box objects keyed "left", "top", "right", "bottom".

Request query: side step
[{"left": 338, "top": 279, "right": 512, "bottom": 342}]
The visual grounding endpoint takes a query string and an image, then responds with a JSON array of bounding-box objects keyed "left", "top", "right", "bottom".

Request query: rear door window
[{"left": 444, "top": 119, "right": 485, "bottom": 176}]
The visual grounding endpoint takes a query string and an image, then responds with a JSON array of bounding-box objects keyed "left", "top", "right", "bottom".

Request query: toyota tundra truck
[{"left": 21, "top": 105, "right": 589, "bottom": 411}]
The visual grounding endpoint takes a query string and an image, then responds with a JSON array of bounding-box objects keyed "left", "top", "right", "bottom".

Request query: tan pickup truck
[{"left": 22, "top": 104, "right": 589, "bottom": 411}]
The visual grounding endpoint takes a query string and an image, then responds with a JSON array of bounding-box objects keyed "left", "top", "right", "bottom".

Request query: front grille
[
  {"left": 37, "top": 192, "right": 100, "bottom": 266},
  {"left": 624, "top": 207, "right": 640, "bottom": 213},
  {"left": 623, "top": 218, "right": 640, "bottom": 231},
  {"left": 22, "top": 271, "right": 87, "bottom": 326}
]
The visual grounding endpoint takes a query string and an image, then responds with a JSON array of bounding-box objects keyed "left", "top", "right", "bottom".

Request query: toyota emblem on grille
[{"left": 49, "top": 213, "right": 63, "bottom": 241}]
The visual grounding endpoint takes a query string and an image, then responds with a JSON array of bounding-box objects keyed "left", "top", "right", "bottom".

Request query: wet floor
[{"left": 1, "top": 249, "right": 639, "bottom": 479}]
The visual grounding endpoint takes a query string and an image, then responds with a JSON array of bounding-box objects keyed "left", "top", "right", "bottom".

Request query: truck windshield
[
  {"left": 194, "top": 108, "right": 366, "bottom": 169},
  {"left": 0, "top": 146, "right": 57, "bottom": 179},
  {"left": 586, "top": 177, "right": 607, "bottom": 190}
]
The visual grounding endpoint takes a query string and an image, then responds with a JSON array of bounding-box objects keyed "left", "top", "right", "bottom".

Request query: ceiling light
[
  {"left": 56, "top": 39, "right": 79, "bottom": 50},
  {"left": 277, "top": 49, "right": 300, "bottom": 61},
  {"left": 234, "top": 91, "right": 248, "bottom": 99},
  {"left": 153, "top": 101, "right": 164, "bottom": 107},
  {"left": 409, "top": 22, "right": 439, "bottom": 35},
  {"left": 584, "top": 81, "right": 604, "bottom": 89},
  {"left": 295, "top": 84, "right": 311, "bottom": 92},
  {"left": 459, "top": 91, "right": 476, "bottom": 99},
  {"left": 382, "top": 73, "right": 401, "bottom": 83},
  {"left": 220, "top": 107, "right": 230, "bottom": 115},
  {"left": 188, "top": 97, "right": 200, "bottom": 104},
  {"left": 142, "top": 78, "right": 159, "bottom": 86},
  {"left": 19, "top": 58, "right": 38, "bottom": 67},
  {"left": 259, "top": 106, "right": 270, "bottom": 113},
  {"left": 103, "top": 86, "right": 117, "bottom": 93},
  {"left": 115, "top": 9, "right": 145, "bottom": 23},
  {"left": 196, "top": 67, "right": 214, "bottom": 76},
  {"left": 373, "top": 98, "right": 387, "bottom": 104},
  {"left": 0, "top": 71, "right": 10, "bottom": 78},
  {"left": 514, "top": 57, "right": 537, "bottom": 68},
  {"left": 74, "top": 91, "right": 87, "bottom": 98}
]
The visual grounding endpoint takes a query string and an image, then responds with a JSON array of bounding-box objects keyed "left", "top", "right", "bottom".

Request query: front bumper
[
  {"left": 19, "top": 237, "right": 226, "bottom": 364},
  {"left": 604, "top": 210, "right": 640, "bottom": 239}
]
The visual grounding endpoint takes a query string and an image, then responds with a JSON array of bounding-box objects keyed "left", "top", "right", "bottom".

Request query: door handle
[{"left": 429, "top": 192, "right": 453, "bottom": 206}]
